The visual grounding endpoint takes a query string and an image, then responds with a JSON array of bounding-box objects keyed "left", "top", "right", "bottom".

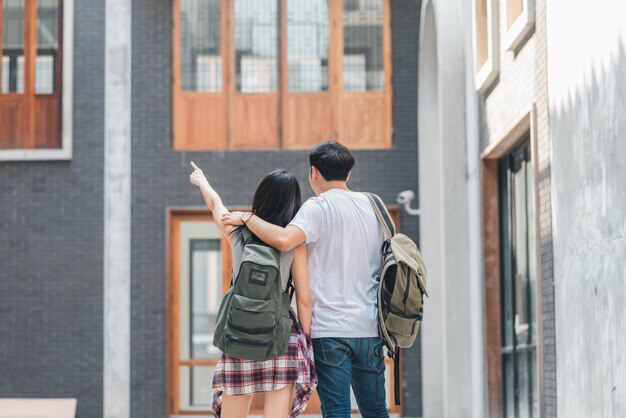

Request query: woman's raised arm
[{"left": 189, "top": 161, "right": 235, "bottom": 240}]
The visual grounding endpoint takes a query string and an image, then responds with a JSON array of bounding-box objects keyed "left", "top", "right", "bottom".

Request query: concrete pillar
[
  {"left": 103, "top": 0, "right": 132, "bottom": 417},
  {"left": 418, "top": 0, "right": 484, "bottom": 416},
  {"left": 418, "top": 2, "right": 445, "bottom": 416}
]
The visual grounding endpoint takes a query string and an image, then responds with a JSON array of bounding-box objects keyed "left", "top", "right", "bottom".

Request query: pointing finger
[{"left": 190, "top": 161, "right": 200, "bottom": 170}]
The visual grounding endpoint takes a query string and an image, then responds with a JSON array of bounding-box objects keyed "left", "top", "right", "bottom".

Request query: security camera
[
  {"left": 396, "top": 190, "right": 415, "bottom": 205},
  {"left": 396, "top": 190, "right": 421, "bottom": 216}
]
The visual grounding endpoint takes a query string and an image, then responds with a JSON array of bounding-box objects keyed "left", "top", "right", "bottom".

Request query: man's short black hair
[{"left": 309, "top": 141, "right": 355, "bottom": 181}]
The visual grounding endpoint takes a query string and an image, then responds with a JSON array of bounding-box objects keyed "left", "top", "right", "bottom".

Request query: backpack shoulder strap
[
  {"left": 364, "top": 193, "right": 396, "bottom": 239},
  {"left": 394, "top": 348, "right": 401, "bottom": 405},
  {"left": 241, "top": 226, "right": 253, "bottom": 243}
]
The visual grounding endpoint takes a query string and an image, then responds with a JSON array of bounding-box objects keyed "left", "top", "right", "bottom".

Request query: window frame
[
  {"left": 0, "top": 0, "right": 72, "bottom": 161},
  {"left": 498, "top": 141, "right": 538, "bottom": 418},
  {"left": 503, "top": 0, "right": 535, "bottom": 52},
  {"left": 167, "top": 210, "right": 235, "bottom": 416},
  {"left": 172, "top": 0, "right": 229, "bottom": 150},
  {"left": 481, "top": 107, "right": 544, "bottom": 418},
  {"left": 471, "top": 0, "right": 499, "bottom": 93},
  {"left": 172, "top": 0, "right": 393, "bottom": 151}
]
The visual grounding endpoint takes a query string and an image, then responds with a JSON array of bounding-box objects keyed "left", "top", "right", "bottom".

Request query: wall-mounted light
[{"left": 396, "top": 190, "right": 421, "bottom": 216}]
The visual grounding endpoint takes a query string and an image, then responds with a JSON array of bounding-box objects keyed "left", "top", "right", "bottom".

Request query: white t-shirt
[{"left": 288, "top": 188, "right": 383, "bottom": 338}]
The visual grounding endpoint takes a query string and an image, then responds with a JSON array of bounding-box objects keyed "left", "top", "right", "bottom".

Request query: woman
[{"left": 189, "top": 162, "right": 317, "bottom": 418}]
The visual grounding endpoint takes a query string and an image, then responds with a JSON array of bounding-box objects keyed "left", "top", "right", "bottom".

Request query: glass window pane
[
  {"left": 179, "top": 365, "right": 216, "bottom": 409},
  {"left": 502, "top": 353, "right": 515, "bottom": 418},
  {"left": 342, "top": 0, "right": 384, "bottom": 92},
  {"left": 287, "top": 0, "right": 329, "bottom": 92},
  {"left": 515, "top": 349, "right": 538, "bottom": 418},
  {"left": 191, "top": 365, "right": 215, "bottom": 407},
  {"left": 530, "top": 348, "right": 539, "bottom": 416},
  {"left": 191, "top": 239, "right": 223, "bottom": 360},
  {"left": 514, "top": 159, "right": 531, "bottom": 346},
  {"left": 499, "top": 160, "right": 514, "bottom": 348},
  {"left": 35, "top": 0, "right": 59, "bottom": 94},
  {"left": 235, "top": 0, "right": 278, "bottom": 93},
  {"left": 525, "top": 151, "right": 538, "bottom": 344},
  {"left": 507, "top": 0, "right": 524, "bottom": 28},
  {"left": 517, "top": 350, "right": 528, "bottom": 417},
  {"left": 475, "top": 0, "right": 488, "bottom": 69},
  {"left": 2, "top": 0, "right": 25, "bottom": 94},
  {"left": 180, "top": 0, "right": 222, "bottom": 92}
]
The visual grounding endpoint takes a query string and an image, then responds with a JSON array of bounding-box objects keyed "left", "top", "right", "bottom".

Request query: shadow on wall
[{"left": 550, "top": 38, "right": 626, "bottom": 417}]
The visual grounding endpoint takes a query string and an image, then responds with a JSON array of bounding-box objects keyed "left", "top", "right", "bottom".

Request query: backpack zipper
[
  {"left": 229, "top": 323, "right": 274, "bottom": 335},
  {"left": 226, "top": 335, "right": 272, "bottom": 347}
]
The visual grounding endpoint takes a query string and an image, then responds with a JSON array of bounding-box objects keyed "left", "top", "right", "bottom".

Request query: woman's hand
[
  {"left": 189, "top": 161, "right": 209, "bottom": 187},
  {"left": 221, "top": 211, "right": 245, "bottom": 226}
]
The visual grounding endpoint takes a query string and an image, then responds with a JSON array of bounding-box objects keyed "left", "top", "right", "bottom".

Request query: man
[{"left": 222, "top": 141, "right": 388, "bottom": 418}]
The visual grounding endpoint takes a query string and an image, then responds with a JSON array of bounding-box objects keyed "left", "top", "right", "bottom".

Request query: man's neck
[{"left": 318, "top": 181, "right": 350, "bottom": 194}]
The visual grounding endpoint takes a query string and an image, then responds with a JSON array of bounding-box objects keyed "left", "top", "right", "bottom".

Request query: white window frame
[
  {"left": 472, "top": 0, "right": 499, "bottom": 93},
  {"left": 503, "top": 0, "right": 535, "bottom": 52},
  {"left": 0, "top": 0, "right": 74, "bottom": 161}
]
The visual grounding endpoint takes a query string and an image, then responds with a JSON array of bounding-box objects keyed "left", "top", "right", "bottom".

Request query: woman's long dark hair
[{"left": 235, "top": 170, "right": 302, "bottom": 245}]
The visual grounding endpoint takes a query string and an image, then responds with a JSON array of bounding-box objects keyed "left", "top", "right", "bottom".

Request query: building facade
[
  {"left": 417, "top": 0, "right": 626, "bottom": 417},
  {"left": 0, "top": 1, "right": 424, "bottom": 418}
]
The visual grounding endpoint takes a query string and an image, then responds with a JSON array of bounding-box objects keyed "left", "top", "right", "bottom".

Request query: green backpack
[
  {"left": 365, "top": 193, "right": 429, "bottom": 405},
  {"left": 213, "top": 228, "right": 293, "bottom": 361}
]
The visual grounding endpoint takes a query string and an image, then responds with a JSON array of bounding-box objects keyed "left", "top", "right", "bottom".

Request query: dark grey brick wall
[
  {"left": 131, "top": 1, "right": 421, "bottom": 417},
  {"left": 0, "top": 2, "right": 105, "bottom": 418},
  {"left": 392, "top": 0, "right": 422, "bottom": 417}
]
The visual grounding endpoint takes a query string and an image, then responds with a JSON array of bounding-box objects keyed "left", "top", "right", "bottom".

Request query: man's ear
[
  {"left": 345, "top": 171, "right": 351, "bottom": 182},
  {"left": 310, "top": 166, "right": 319, "bottom": 180}
]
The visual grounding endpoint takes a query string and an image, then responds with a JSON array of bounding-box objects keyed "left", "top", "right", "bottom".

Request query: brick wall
[
  {"left": 533, "top": 1, "right": 557, "bottom": 415},
  {"left": 0, "top": 2, "right": 106, "bottom": 418},
  {"left": 130, "top": 1, "right": 422, "bottom": 417},
  {"left": 478, "top": 0, "right": 556, "bottom": 416}
]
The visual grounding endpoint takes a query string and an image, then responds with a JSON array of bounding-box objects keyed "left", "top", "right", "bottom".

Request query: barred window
[
  {"left": 173, "top": 0, "right": 392, "bottom": 151},
  {"left": 0, "top": 0, "right": 62, "bottom": 150}
]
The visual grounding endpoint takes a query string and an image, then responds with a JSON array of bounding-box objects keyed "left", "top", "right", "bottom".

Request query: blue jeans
[{"left": 312, "top": 337, "right": 389, "bottom": 418}]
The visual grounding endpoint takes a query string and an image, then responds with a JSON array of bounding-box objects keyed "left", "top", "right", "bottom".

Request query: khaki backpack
[{"left": 365, "top": 193, "right": 428, "bottom": 405}]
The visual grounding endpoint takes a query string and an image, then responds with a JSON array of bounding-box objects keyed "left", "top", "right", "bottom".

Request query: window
[
  {"left": 471, "top": 0, "right": 498, "bottom": 92},
  {"left": 0, "top": 0, "right": 66, "bottom": 156},
  {"left": 168, "top": 215, "right": 232, "bottom": 414},
  {"left": 506, "top": 0, "right": 523, "bottom": 29},
  {"left": 180, "top": 0, "right": 222, "bottom": 92},
  {"left": 503, "top": 0, "right": 534, "bottom": 52},
  {"left": 498, "top": 141, "right": 539, "bottom": 418},
  {"left": 342, "top": 0, "right": 384, "bottom": 92},
  {"left": 287, "top": 0, "right": 328, "bottom": 92},
  {"left": 172, "top": 0, "right": 392, "bottom": 151}
]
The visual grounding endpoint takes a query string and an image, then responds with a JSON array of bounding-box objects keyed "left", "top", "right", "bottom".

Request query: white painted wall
[{"left": 546, "top": 1, "right": 626, "bottom": 417}]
